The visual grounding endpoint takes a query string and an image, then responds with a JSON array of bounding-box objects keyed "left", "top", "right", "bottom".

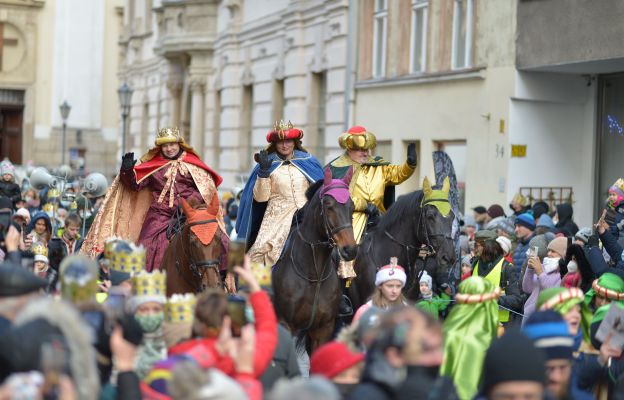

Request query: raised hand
[
  {"left": 407, "top": 143, "right": 417, "bottom": 167},
  {"left": 121, "top": 152, "right": 136, "bottom": 170}
]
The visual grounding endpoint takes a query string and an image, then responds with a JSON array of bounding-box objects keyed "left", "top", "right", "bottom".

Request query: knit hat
[
  {"left": 523, "top": 311, "right": 574, "bottom": 360},
  {"left": 461, "top": 255, "right": 472, "bottom": 267},
  {"left": 515, "top": 213, "right": 536, "bottom": 231},
  {"left": 375, "top": 257, "right": 407, "bottom": 287},
  {"left": 547, "top": 237, "right": 568, "bottom": 259},
  {"left": 537, "top": 214, "right": 555, "bottom": 230},
  {"left": 532, "top": 202, "right": 550, "bottom": 219},
  {"left": 528, "top": 234, "right": 550, "bottom": 260},
  {"left": 0, "top": 161, "right": 15, "bottom": 178},
  {"left": 495, "top": 236, "right": 512, "bottom": 255},
  {"left": 14, "top": 208, "right": 30, "bottom": 219},
  {"left": 310, "top": 341, "right": 364, "bottom": 379},
  {"left": 574, "top": 227, "right": 592, "bottom": 245},
  {"left": 481, "top": 330, "right": 546, "bottom": 395},
  {"left": 419, "top": 270, "right": 432, "bottom": 289},
  {"left": 608, "top": 178, "right": 624, "bottom": 208},
  {"left": 494, "top": 216, "right": 516, "bottom": 237},
  {"left": 487, "top": 204, "right": 506, "bottom": 219},
  {"left": 474, "top": 229, "right": 497, "bottom": 242}
]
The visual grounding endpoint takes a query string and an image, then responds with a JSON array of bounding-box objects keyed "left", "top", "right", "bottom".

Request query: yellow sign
[{"left": 511, "top": 145, "right": 527, "bottom": 158}]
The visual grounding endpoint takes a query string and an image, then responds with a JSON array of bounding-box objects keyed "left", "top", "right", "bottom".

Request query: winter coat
[
  {"left": 259, "top": 323, "right": 301, "bottom": 393},
  {"left": 0, "top": 181, "right": 21, "bottom": 204},
  {"left": 26, "top": 211, "right": 52, "bottom": 243},
  {"left": 397, "top": 366, "right": 459, "bottom": 400},
  {"left": 473, "top": 257, "right": 524, "bottom": 316},
  {"left": 48, "top": 236, "right": 84, "bottom": 271},
  {"left": 521, "top": 267, "right": 561, "bottom": 324},
  {"left": 598, "top": 229, "right": 624, "bottom": 269},
  {"left": 415, "top": 294, "right": 450, "bottom": 319},
  {"left": 169, "top": 290, "right": 278, "bottom": 378},
  {"left": 512, "top": 234, "right": 534, "bottom": 277},
  {"left": 555, "top": 203, "right": 579, "bottom": 236},
  {"left": 586, "top": 246, "right": 624, "bottom": 280}
]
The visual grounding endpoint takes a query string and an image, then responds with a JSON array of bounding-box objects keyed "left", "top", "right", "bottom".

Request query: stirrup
[{"left": 338, "top": 294, "right": 353, "bottom": 317}]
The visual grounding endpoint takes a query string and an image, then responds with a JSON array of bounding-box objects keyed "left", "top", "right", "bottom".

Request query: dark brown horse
[
  {"left": 163, "top": 195, "right": 229, "bottom": 296},
  {"left": 273, "top": 167, "right": 357, "bottom": 354},
  {"left": 349, "top": 177, "right": 456, "bottom": 310}
]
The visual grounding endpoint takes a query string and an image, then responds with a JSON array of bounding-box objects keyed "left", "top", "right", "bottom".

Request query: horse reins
[{"left": 174, "top": 218, "right": 222, "bottom": 292}]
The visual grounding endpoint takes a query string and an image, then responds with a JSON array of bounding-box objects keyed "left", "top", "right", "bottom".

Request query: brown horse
[
  {"left": 163, "top": 195, "right": 229, "bottom": 296},
  {"left": 273, "top": 167, "right": 357, "bottom": 354}
]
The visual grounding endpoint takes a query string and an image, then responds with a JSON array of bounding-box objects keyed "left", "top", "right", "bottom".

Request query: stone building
[
  {"left": 119, "top": 0, "right": 351, "bottom": 191},
  {"left": 0, "top": 0, "right": 123, "bottom": 177}
]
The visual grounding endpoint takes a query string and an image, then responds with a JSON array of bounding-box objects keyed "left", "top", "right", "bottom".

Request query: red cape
[{"left": 134, "top": 151, "right": 222, "bottom": 187}]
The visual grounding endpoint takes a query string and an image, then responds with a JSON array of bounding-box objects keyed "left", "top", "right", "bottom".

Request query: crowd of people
[{"left": 0, "top": 119, "right": 623, "bottom": 400}]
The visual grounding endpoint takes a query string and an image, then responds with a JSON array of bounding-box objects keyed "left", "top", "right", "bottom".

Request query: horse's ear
[
  {"left": 207, "top": 193, "right": 220, "bottom": 216},
  {"left": 323, "top": 167, "right": 332, "bottom": 186},
  {"left": 180, "top": 198, "right": 193, "bottom": 217},
  {"left": 423, "top": 177, "right": 433, "bottom": 197},
  {"left": 342, "top": 166, "right": 353, "bottom": 185},
  {"left": 442, "top": 177, "right": 450, "bottom": 195}
]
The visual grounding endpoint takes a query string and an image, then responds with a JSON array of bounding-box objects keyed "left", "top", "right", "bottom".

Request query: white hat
[
  {"left": 15, "top": 208, "right": 30, "bottom": 219},
  {"left": 375, "top": 257, "right": 407, "bottom": 288},
  {"left": 496, "top": 236, "right": 512, "bottom": 255},
  {"left": 34, "top": 254, "right": 49, "bottom": 264},
  {"left": 419, "top": 270, "right": 432, "bottom": 289}
]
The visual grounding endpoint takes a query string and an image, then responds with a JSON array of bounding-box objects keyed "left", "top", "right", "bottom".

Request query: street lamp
[
  {"left": 117, "top": 82, "right": 133, "bottom": 155},
  {"left": 59, "top": 100, "right": 71, "bottom": 165}
]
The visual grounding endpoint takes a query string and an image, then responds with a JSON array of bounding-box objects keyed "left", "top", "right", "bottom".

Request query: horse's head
[
  {"left": 318, "top": 167, "right": 358, "bottom": 261},
  {"left": 180, "top": 195, "right": 227, "bottom": 291},
  {"left": 420, "top": 177, "right": 456, "bottom": 267}
]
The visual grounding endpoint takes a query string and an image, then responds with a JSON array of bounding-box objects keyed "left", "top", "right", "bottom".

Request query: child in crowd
[
  {"left": 606, "top": 178, "right": 624, "bottom": 237},
  {"left": 415, "top": 271, "right": 450, "bottom": 319},
  {"left": 461, "top": 255, "right": 473, "bottom": 281}
]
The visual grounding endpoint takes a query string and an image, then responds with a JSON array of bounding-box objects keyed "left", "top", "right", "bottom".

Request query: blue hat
[
  {"left": 523, "top": 311, "right": 574, "bottom": 360},
  {"left": 537, "top": 214, "right": 555, "bottom": 230},
  {"left": 515, "top": 213, "right": 536, "bottom": 231}
]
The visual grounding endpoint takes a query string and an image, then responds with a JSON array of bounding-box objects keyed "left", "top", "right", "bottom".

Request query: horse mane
[
  {"left": 305, "top": 180, "right": 324, "bottom": 201},
  {"left": 377, "top": 190, "right": 424, "bottom": 231}
]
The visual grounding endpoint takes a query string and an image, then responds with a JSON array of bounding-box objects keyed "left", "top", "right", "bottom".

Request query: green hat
[
  {"left": 474, "top": 229, "right": 497, "bottom": 242},
  {"left": 584, "top": 273, "right": 624, "bottom": 307},
  {"left": 537, "top": 287, "right": 592, "bottom": 341}
]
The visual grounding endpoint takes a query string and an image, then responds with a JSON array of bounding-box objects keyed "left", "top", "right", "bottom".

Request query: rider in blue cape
[{"left": 236, "top": 120, "right": 324, "bottom": 266}]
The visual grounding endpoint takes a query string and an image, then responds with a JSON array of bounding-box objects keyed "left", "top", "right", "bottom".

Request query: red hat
[
  {"left": 310, "top": 341, "right": 364, "bottom": 379},
  {"left": 266, "top": 120, "right": 304, "bottom": 143}
]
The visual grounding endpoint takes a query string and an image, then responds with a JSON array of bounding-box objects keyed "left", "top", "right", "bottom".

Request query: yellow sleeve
[
  {"left": 383, "top": 162, "right": 416, "bottom": 185},
  {"left": 252, "top": 177, "right": 272, "bottom": 202},
  {"left": 352, "top": 196, "right": 368, "bottom": 212}
]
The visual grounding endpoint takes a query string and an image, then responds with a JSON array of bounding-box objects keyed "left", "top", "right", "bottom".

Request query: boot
[{"left": 338, "top": 279, "right": 353, "bottom": 317}]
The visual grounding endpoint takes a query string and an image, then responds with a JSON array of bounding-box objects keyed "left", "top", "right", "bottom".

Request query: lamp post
[
  {"left": 59, "top": 101, "right": 71, "bottom": 165},
  {"left": 117, "top": 82, "right": 133, "bottom": 155}
]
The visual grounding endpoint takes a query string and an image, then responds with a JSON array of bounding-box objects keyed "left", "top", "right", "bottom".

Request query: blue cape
[{"left": 236, "top": 150, "right": 324, "bottom": 247}]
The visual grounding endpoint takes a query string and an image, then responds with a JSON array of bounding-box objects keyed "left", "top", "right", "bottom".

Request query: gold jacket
[{"left": 329, "top": 154, "right": 415, "bottom": 242}]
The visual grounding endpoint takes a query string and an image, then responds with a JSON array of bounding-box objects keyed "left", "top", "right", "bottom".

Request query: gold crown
[
  {"left": 111, "top": 243, "right": 146, "bottom": 274},
  {"left": 132, "top": 270, "right": 166, "bottom": 298},
  {"left": 42, "top": 203, "right": 56, "bottom": 213},
  {"left": 273, "top": 120, "right": 294, "bottom": 133},
  {"left": 155, "top": 126, "right": 183, "bottom": 146},
  {"left": 104, "top": 236, "right": 122, "bottom": 260},
  {"left": 239, "top": 262, "right": 272, "bottom": 288},
  {"left": 32, "top": 242, "right": 48, "bottom": 257},
  {"left": 47, "top": 189, "right": 60, "bottom": 199},
  {"left": 165, "top": 293, "right": 197, "bottom": 323}
]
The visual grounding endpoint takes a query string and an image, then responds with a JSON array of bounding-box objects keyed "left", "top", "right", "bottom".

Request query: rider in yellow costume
[{"left": 328, "top": 125, "right": 417, "bottom": 278}]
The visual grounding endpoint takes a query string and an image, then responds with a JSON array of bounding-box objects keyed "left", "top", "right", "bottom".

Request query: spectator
[
  {"left": 485, "top": 204, "right": 505, "bottom": 225},
  {"left": 12, "top": 207, "right": 30, "bottom": 227},
  {"left": 509, "top": 193, "right": 529, "bottom": 216},
  {"left": 554, "top": 203, "right": 579, "bottom": 236},
  {"left": 476, "top": 330, "right": 546, "bottom": 400},
  {"left": 353, "top": 257, "right": 407, "bottom": 322},
  {"left": 272, "top": 376, "right": 341, "bottom": 400},
  {"left": 532, "top": 201, "right": 550, "bottom": 220},
  {"left": 0, "top": 162, "right": 20, "bottom": 206},
  {"left": 513, "top": 213, "right": 536, "bottom": 273},
  {"left": 473, "top": 206, "right": 488, "bottom": 230},
  {"left": 495, "top": 236, "right": 513, "bottom": 263},
  {"left": 523, "top": 311, "right": 593, "bottom": 400},
  {"left": 415, "top": 271, "right": 450, "bottom": 319},
  {"left": 23, "top": 188, "right": 40, "bottom": 214},
  {"left": 48, "top": 213, "right": 83, "bottom": 272},
  {"left": 574, "top": 227, "right": 593, "bottom": 246},
  {"left": 536, "top": 213, "right": 555, "bottom": 234},
  {"left": 310, "top": 341, "right": 364, "bottom": 399},
  {"left": 537, "top": 287, "right": 591, "bottom": 343},
  {"left": 0, "top": 262, "right": 46, "bottom": 335},
  {"left": 461, "top": 255, "right": 473, "bottom": 281},
  {"left": 26, "top": 211, "right": 52, "bottom": 247}
]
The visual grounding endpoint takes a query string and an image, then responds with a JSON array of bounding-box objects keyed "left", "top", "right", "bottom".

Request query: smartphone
[
  {"left": 227, "top": 239, "right": 247, "bottom": 272},
  {"left": 227, "top": 294, "right": 248, "bottom": 337}
]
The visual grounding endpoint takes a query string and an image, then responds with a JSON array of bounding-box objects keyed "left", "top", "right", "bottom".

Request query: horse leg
[{"left": 308, "top": 318, "right": 335, "bottom": 354}]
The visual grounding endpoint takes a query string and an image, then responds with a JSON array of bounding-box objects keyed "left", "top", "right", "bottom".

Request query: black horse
[
  {"left": 272, "top": 168, "right": 357, "bottom": 354},
  {"left": 349, "top": 177, "right": 456, "bottom": 310}
]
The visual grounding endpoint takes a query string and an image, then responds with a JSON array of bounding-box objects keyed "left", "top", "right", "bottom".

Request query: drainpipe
[{"left": 343, "top": 0, "right": 358, "bottom": 131}]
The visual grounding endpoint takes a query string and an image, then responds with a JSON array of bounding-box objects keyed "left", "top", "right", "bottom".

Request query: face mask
[
  {"left": 135, "top": 312, "right": 164, "bottom": 333},
  {"left": 543, "top": 257, "right": 560, "bottom": 273},
  {"left": 567, "top": 260, "right": 578, "bottom": 273},
  {"left": 335, "top": 383, "right": 357, "bottom": 398},
  {"left": 25, "top": 196, "right": 33, "bottom": 202}
]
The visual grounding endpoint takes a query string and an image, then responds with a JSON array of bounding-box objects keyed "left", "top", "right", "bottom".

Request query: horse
[
  {"left": 349, "top": 177, "right": 457, "bottom": 310},
  {"left": 163, "top": 195, "right": 229, "bottom": 296},
  {"left": 272, "top": 167, "right": 358, "bottom": 354}
]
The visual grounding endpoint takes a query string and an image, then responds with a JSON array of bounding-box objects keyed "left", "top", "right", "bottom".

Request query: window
[
  {"left": 451, "top": 0, "right": 474, "bottom": 69},
  {"left": 311, "top": 72, "right": 327, "bottom": 162},
  {"left": 410, "top": 0, "right": 428, "bottom": 73},
  {"left": 241, "top": 84, "right": 254, "bottom": 169},
  {"left": 372, "top": 0, "right": 388, "bottom": 78},
  {"left": 271, "top": 79, "right": 285, "bottom": 124}
]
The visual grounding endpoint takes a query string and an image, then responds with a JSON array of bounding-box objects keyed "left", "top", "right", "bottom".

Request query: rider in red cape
[{"left": 81, "top": 127, "right": 225, "bottom": 272}]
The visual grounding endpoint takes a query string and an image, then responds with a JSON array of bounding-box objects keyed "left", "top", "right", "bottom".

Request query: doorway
[{"left": 0, "top": 107, "right": 23, "bottom": 164}]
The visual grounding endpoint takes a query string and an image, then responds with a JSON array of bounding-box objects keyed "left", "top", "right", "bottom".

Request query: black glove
[
  {"left": 121, "top": 152, "right": 136, "bottom": 170},
  {"left": 407, "top": 143, "right": 417, "bottom": 167},
  {"left": 364, "top": 203, "right": 379, "bottom": 218},
  {"left": 256, "top": 150, "right": 272, "bottom": 178}
]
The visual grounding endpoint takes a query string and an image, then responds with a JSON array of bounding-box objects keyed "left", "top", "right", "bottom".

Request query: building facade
[
  {"left": 0, "top": 0, "right": 123, "bottom": 177},
  {"left": 119, "top": 0, "right": 351, "bottom": 191}
]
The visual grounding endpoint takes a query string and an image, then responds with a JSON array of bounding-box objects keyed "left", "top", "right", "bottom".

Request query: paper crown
[
  {"left": 266, "top": 120, "right": 304, "bottom": 143},
  {"left": 165, "top": 293, "right": 197, "bottom": 323},
  {"left": 155, "top": 126, "right": 183, "bottom": 146},
  {"left": 132, "top": 270, "right": 166, "bottom": 298},
  {"left": 47, "top": 189, "right": 60, "bottom": 199},
  {"left": 103, "top": 236, "right": 122, "bottom": 260},
  {"left": 338, "top": 125, "right": 377, "bottom": 151},
  {"left": 111, "top": 241, "right": 146, "bottom": 274},
  {"left": 32, "top": 242, "right": 48, "bottom": 257},
  {"left": 42, "top": 203, "right": 56, "bottom": 213},
  {"left": 240, "top": 262, "right": 272, "bottom": 288}
]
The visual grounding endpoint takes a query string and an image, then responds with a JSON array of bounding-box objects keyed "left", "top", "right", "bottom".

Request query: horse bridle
[
  {"left": 318, "top": 184, "right": 353, "bottom": 246},
  {"left": 174, "top": 218, "right": 221, "bottom": 291}
]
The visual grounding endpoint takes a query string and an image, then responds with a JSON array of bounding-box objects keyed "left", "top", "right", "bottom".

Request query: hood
[
  {"left": 14, "top": 298, "right": 100, "bottom": 400},
  {"left": 27, "top": 211, "right": 52, "bottom": 234},
  {"left": 555, "top": 203, "right": 573, "bottom": 225}
]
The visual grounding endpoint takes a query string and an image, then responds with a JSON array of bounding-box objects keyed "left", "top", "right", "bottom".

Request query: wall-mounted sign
[{"left": 511, "top": 144, "right": 527, "bottom": 158}]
